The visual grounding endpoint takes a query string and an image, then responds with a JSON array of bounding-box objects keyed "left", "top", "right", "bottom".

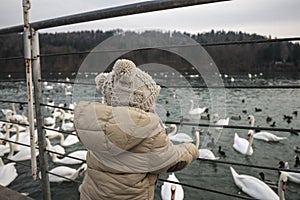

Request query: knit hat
[{"left": 95, "top": 59, "right": 160, "bottom": 111}]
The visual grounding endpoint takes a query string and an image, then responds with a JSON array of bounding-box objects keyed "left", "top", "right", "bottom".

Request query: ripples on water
[{"left": 1, "top": 75, "right": 299, "bottom": 199}]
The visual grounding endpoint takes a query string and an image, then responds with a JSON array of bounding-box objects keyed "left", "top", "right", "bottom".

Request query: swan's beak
[{"left": 281, "top": 180, "right": 286, "bottom": 191}]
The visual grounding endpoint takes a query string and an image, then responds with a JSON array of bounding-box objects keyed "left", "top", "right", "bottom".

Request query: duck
[
  {"left": 294, "top": 156, "right": 300, "bottom": 168},
  {"left": 161, "top": 173, "right": 184, "bottom": 200},
  {"left": 233, "top": 130, "right": 254, "bottom": 155},
  {"left": 50, "top": 150, "right": 87, "bottom": 165},
  {"left": 295, "top": 146, "right": 300, "bottom": 153},
  {"left": 0, "top": 157, "right": 18, "bottom": 186},
  {"left": 195, "top": 130, "right": 219, "bottom": 160},
  {"left": 167, "top": 124, "right": 193, "bottom": 143},
  {"left": 230, "top": 166, "right": 280, "bottom": 200},
  {"left": 40, "top": 163, "right": 87, "bottom": 182},
  {"left": 258, "top": 172, "right": 277, "bottom": 189},
  {"left": 188, "top": 100, "right": 208, "bottom": 115},
  {"left": 230, "top": 115, "right": 241, "bottom": 121},
  {"left": 218, "top": 146, "right": 226, "bottom": 157}
]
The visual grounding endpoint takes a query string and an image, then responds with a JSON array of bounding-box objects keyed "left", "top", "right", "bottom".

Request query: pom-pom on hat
[{"left": 95, "top": 59, "right": 160, "bottom": 111}]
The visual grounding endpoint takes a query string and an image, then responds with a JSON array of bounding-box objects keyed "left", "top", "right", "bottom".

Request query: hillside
[{"left": 0, "top": 29, "right": 299, "bottom": 79}]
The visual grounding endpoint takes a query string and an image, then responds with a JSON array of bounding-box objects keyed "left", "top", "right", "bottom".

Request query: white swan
[
  {"left": 233, "top": 130, "right": 254, "bottom": 155},
  {"left": 168, "top": 124, "right": 193, "bottom": 143},
  {"left": 278, "top": 161, "right": 300, "bottom": 184},
  {"left": 278, "top": 172, "right": 288, "bottom": 200},
  {"left": 45, "top": 138, "right": 65, "bottom": 156},
  {"left": 253, "top": 131, "right": 287, "bottom": 142},
  {"left": 194, "top": 130, "right": 219, "bottom": 160},
  {"left": 46, "top": 131, "right": 79, "bottom": 147},
  {"left": 50, "top": 150, "right": 87, "bottom": 165},
  {"left": 7, "top": 142, "right": 39, "bottom": 162},
  {"left": 60, "top": 109, "right": 74, "bottom": 131},
  {"left": 161, "top": 173, "right": 184, "bottom": 200},
  {"left": 248, "top": 115, "right": 287, "bottom": 142},
  {"left": 230, "top": 166, "right": 279, "bottom": 200},
  {"left": 0, "top": 158, "right": 18, "bottom": 186},
  {"left": 212, "top": 114, "right": 230, "bottom": 130},
  {"left": 40, "top": 163, "right": 87, "bottom": 182},
  {"left": 188, "top": 100, "right": 207, "bottom": 115}
]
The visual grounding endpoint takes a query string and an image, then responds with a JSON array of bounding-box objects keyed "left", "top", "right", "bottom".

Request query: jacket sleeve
[{"left": 151, "top": 130, "right": 199, "bottom": 174}]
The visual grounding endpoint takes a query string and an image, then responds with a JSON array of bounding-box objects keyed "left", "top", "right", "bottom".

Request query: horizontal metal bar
[
  {"left": 197, "top": 158, "right": 300, "bottom": 173},
  {"left": 43, "top": 126, "right": 76, "bottom": 136},
  {"left": 165, "top": 121, "right": 300, "bottom": 133},
  {"left": 0, "top": 99, "right": 28, "bottom": 104},
  {"left": 0, "top": 0, "right": 230, "bottom": 34},
  {"left": 158, "top": 178, "right": 253, "bottom": 199},
  {"left": 0, "top": 119, "right": 30, "bottom": 127}
]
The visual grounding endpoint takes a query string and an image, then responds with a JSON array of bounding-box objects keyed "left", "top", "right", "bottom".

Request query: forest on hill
[{"left": 0, "top": 29, "right": 299, "bottom": 79}]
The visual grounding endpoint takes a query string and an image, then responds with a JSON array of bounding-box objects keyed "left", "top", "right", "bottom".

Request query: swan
[
  {"left": 40, "top": 163, "right": 87, "bottom": 182},
  {"left": 212, "top": 114, "right": 230, "bottom": 129},
  {"left": 278, "top": 172, "right": 288, "bottom": 200},
  {"left": 64, "top": 87, "right": 72, "bottom": 96},
  {"left": 44, "top": 114, "right": 58, "bottom": 126},
  {"left": 0, "top": 158, "right": 18, "bottom": 186},
  {"left": 50, "top": 150, "right": 87, "bottom": 165},
  {"left": 248, "top": 115, "right": 287, "bottom": 142},
  {"left": 278, "top": 160, "right": 300, "bottom": 184},
  {"left": 167, "top": 124, "right": 193, "bottom": 143},
  {"left": 45, "top": 138, "right": 65, "bottom": 156},
  {"left": 59, "top": 109, "right": 74, "bottom": 122},
  {"left": 161, "top": 173, "right": 184, "bottom": 200},
  {"left": 9, "top": 124, "right": 38, "bottom": 152},
  {"left": 1, "top": 103, "right": 16, "bottom": 116},
  {"left": 46, "top": 131, "right": 79, "bottom": 147},
  {"left": 253, "top": 131, "right": 287, "bottom": 142},
  {"left": 233, "top": 130, "right": 254, "bottom": 155},
  {"left": 188, "top": 100, "right": 208, "bottom": 115},
  {"left": 230, "top": 166, "right": 279, "bottom": 200},
  {"left": 194, "top": 130, "right": 219, "bottom": 160},
  {"left": 60, "top": 109, "right": 74, "bottom": 131},
  {"left": 7, "top": 142, "right": 39, "bottom": 162}
]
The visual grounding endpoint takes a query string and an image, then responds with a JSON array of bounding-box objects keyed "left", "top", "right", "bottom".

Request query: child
[{"left": 74, "top": 59, "right": 199, "bottom": 200}]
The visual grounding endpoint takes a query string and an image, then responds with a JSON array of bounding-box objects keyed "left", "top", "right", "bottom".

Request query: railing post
[
  {"left": 32, "top": 29, "right": 52, "bottom": 200},
  {"left": 22, "top": 0, "right": 37, "bottom": 180}
]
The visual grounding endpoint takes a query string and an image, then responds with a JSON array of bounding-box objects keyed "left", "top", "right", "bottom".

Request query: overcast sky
[{"left": 0, "top": 0, "right": 299, "bottom": 38}]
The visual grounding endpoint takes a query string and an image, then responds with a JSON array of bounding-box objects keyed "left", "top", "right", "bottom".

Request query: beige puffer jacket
[{"left": 74, "top": 101, "right": 199, "bottom": 200}]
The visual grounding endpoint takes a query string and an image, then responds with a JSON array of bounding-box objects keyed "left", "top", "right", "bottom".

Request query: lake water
[{"left": 1, "top": 74, "right": 300, "bottom": 199}]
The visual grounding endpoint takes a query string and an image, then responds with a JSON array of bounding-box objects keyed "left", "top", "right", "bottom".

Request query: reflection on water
[{"left": 1, "top": 76, "right": 299, "bottom": 200}]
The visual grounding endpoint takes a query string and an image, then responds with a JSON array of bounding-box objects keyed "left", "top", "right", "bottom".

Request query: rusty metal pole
[
  {"left": 22, "top": 0, "right": 37, "bottom": 180},
  {"left": 32, "top": 29, "right": 52, "bottom": 200}
]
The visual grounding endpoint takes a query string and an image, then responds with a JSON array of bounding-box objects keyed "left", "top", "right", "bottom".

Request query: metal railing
[{"left": 0, "top": 0, "right": 299, "bottom": 200}]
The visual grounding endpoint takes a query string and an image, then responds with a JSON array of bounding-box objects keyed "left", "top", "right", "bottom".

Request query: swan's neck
[
  {"left": 189, "top": 100, "right": 194, "bottom": 111},
  {"left": 59, "top": 133, "right": 65, "bottom": 145},
  {"left": 168, "top": 126, "right": 177, "bottom": 137},
  {"left": 250, "top": 118, "right": 255, "bottom": 127},
  {"left": 0, "top": 157, "right": 4, "bottom": 167},
  {"left": 278, "top": 178, "right": 286, "bottom": 200},
  {"left": 195, "top": 131, "right": 200, "bottom": 149},
  {"left": 8, "top": 134, "right": 15, "bottom": 159},
  {"left": 13, "top": 125, "right": 20, "bottom": 143},
  {"left": 12, "top": 103, "right": 16, "bottom": 112},
  {"left": 246, "top": 136, "right": 253, "bottom": 154},
  {"left": 61, "top": 111, "right": 66, "bottom": 125}
]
